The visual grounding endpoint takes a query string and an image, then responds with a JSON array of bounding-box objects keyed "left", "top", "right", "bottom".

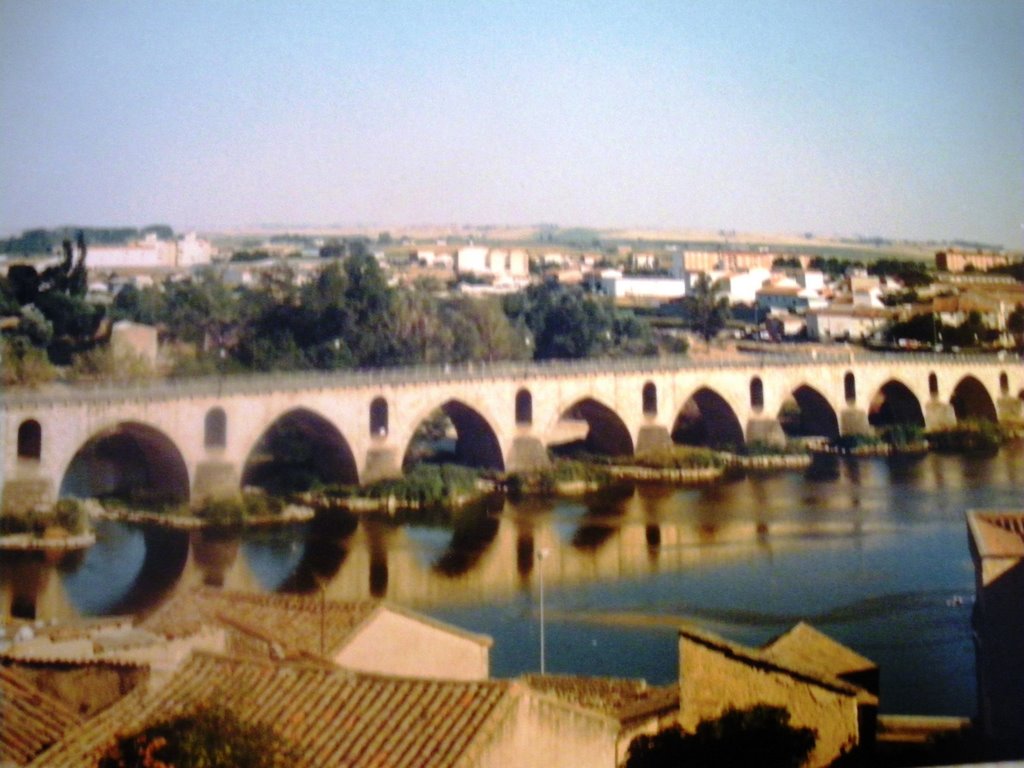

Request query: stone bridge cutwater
[{"left": 1, "top": 351, "right": 1021, "bottom": 512}]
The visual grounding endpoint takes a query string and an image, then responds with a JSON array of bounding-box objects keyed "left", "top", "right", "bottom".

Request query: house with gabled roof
[
  {"left": 28, "top": 651, "right": 620, "bottom": 768},
  {"left": 0, "top": 665, "right": 83, "bottom": 766},
  {"left": 679, "top": 623, "right": 878, "bottom": 768},
  {"left": 966, "top": 509, "right": 1024, "bottom": 745},
  {"left": 140, "top": 587, "right": 492, "bottom": 681},
  {"left": 520, "top": 673, "right": 679, "bottom": 764}
]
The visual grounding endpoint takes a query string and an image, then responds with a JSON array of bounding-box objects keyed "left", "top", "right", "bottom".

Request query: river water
[{"left": 2, "top": 445, "right": 1021, "bottom": 716}]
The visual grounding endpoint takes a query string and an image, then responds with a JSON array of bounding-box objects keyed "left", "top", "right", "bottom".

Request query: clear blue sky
[{"left": 2, "top": 0, "right": 1022, "bottom": 247}]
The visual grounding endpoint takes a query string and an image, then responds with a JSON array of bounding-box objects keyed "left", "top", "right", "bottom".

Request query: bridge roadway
[{"left": 1, "top": 351, "right": 1021, "bottom": 510}]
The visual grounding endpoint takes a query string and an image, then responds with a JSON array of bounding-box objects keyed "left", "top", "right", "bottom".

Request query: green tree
[
  {"left": 98, "top": 705, "right": 293, "bottom": 768},
  {"left": 626, "top": 705, "right": 816, "bottom": 768},
  {"left": 681, "top": 273, "right": 730, "bottom": 344}
]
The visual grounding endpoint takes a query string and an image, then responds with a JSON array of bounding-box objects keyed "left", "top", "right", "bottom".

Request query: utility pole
[{"left": 538, "top": 547, "right": 550, "bottom": 674}]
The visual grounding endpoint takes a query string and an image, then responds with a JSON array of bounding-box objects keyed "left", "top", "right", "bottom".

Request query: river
[{"left": 2, "top": 445, "right": 1021, "bottom": 716}]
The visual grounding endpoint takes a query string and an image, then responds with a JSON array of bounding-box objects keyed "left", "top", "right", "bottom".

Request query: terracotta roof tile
[
  {"left": 763, "top": 622, "right": 877, "bottom": 681},
  {"left": 519, "top": 674, "right": 678, "bottom": 723},
  {"left": 30, "top": 652, "right": 517, "bottom": 768},
  {"left": 1, "top": 665, "right": 83, "bottom": 766},
  {"left": 141, "top": 588, "right": 379, "bottom": 656}
]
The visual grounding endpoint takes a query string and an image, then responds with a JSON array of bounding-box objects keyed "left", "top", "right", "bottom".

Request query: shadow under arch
[
  {"left": 777, "top": 384, "right": 840, "bottom": 440},
  {"left": 869, "top": 379, "right": 925, "bottom": 428},
  {"left": 403, "top": 399, "right": 505, "bottom": 471},
  {"left": 553, "top": 397, "right": 634, "bottom": 457},
  {"left": 433, "top": 497, "right": 503, "bottom": 577},
  {"left": 276, "top": 510, "right": 360, "bottom": 594},
  {"left": 950, "top": 376, "right": 998, "bottom": 423},
  {"left": 672, "top": 387, "right": 745, "bottom": 450},
  {"left": 60, "top": 422, "right": 190, "bottom": 504},
  {"left": 242, "top": 407, "right": 359, "bottom": 493}
]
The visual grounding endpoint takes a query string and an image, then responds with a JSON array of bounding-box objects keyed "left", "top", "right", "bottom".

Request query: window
[
  {"left": 370, "top": 397, "right": 389, "bottom": 437},
  {"left": 844, "top": 372, "right": 856, "bottom": 405},
  {"left": 17, "top": 420, "right": 41, "bottom": 459},
  {"left": 515, "top": 389, "right": 533, "bottom": 425},
  {"left": 750, "top": 377, "right": 764, "bottom": 412},
  {"left": 204, "top": 408, "right": 227, "bottom": 448},
  {"left": 928, "top": 373, "right": 939, "bottom": 398},
  {"left": 642, "top": 382, "right": 658, "bottom": 416}
]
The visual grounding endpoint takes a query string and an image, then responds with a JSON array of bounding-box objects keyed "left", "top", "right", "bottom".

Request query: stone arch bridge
[{"left": 1, "top": 352, "right": 1021, "bottom": 511}]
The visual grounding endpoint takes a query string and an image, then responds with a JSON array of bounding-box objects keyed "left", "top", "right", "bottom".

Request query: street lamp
[{"left": 537, "top": 547, "right": 550, "bottom": 674}]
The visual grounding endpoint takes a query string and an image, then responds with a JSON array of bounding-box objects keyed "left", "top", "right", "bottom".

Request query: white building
[
  {"left": 717, "top": 268, "right": 771, "bottom": 304},
  {"left": 597, "top": 270, "right": 688, "bottom": 302},
  {"left": 456, "top": 246, "right": 489, "bottom": 274},
  {"left": 85, "top": 233, "right": 213, "bottom": 271}
]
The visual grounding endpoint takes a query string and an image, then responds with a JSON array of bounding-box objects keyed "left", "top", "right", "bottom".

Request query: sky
[{"left": 1, "top": 1, "right": 1022, "bottom": 247}]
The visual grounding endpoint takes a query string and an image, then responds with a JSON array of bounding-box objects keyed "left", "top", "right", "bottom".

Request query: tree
[
  {"left": 98, "top": 705, "right": 293, "bottom": 768},
  {"left": 681, "top": 273, "right": 730, "bottom": 344},
  {"left": 626, "top": 705, "right": 816, "bottom": 768}
]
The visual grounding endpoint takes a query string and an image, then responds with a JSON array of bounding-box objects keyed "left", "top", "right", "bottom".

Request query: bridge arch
[
  {"left": 868, "top": 379, "right": 925, "bottom": 429},
  {"left": 553, "top": 397, "right": 634, "bottom": 457},
  {"left": 242, "top": 407, "right": 359, "bottom": 492},
  {"left": 673, "top": 387, "right": 745, "bottom": 450},
  {"left": 778, "top": 384, "right": 839, "bottom": 440},
  {"left": 17, "top": 419, "right": 42, "bottom": 460},
  {"left": 60, "top": 421, "right": 190, "bottom": 504},
  {"left": 950, "top": 376, "right": 997, "bottom": 423},
  {"left": 403, "top": 399, "right": 505, "bottom": 471}
]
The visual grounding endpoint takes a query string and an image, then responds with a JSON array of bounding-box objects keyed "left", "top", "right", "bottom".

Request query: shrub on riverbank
[
  {"left": 0, "top": 498, "right": 89, "bottom": 537},
  {"left": 926, "top": 421, "right": 1005, "bottom": 453},
  {"left": 506, "top": 459, "right": 612, "bottom": 496},
  {"left": 192, "top": 493, "right": 285, "bottom": 526},
  {"left": 628, "top": 446, "right": 724, "bottom": 470},
  {"left": 361, "top": 464, "right": 483, "bottom": 507}
]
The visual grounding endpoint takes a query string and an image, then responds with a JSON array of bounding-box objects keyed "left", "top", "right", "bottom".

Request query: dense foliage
[
  {"left": 625, "top": 706, "right": 816, "bottom": 768},
  {"left": 98, "top": 705, "right": 293, "bottom": 768}
]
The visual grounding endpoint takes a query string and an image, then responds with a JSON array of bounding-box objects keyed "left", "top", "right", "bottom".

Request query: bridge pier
[
  {"left": 192, "top": 460, "right": 241, "bottom": 501},
  {"left": 635, "top": 425, "right": 672, "bottom": 454},
  {"left": 0, "top": 476, "right": 54, "bottom": 515},
  {"left": 924, "top": 401, "right": 957, "bottom": 431},
  {"left": 745, "top": 418, "right": 787, "bottom": 448},
  {"left": 840, "top": 408, "right": 872, "bottom": 436},
  {"left": 506, "top": 436, "right": 551, "bottom": 473},
  {"left": 996, "top": 396, "right": 1023, "bottom": 424},
  {"left": 363, "top": 446, "right": 403, "bottom": 484}
]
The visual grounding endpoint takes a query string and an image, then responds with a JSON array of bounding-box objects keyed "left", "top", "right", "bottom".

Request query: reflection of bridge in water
[{"left": 10, "top": 448, "right": 1019, "bottom": 623}]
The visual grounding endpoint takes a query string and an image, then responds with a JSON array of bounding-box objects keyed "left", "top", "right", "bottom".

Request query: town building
[
  {"left": 966, "top": 509, "right": 1024, "bottom": 746},
  {"left": 678, "top": 623, "right": 878, "bottom": 767},
  {"left": 84, "top": 233, "right": 214, "bottom": 271},
  {"left": 28, "top": 651, "right": 621, "bottom": 767},
  {"left": 594, "top": 270, "right": 688, "bottom": 303},
  {"left": 936, "top": 250, "right": 1014, "bottom": 273},
  {"left": 520, "top": 674, "right": 679, "bottom": 764},
  {"left": 140, "top": 588, "right": 492, "bottom": 681},
  {"left": 0, "top": 665, "right": 83, "bottom": 766},
  {"left": 805, "top": 305, "right": 894, "bottom": 342}
]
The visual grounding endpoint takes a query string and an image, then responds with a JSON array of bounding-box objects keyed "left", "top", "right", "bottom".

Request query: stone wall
[{"left": 679, "top": 633, "right": 863, "bottom": 767}]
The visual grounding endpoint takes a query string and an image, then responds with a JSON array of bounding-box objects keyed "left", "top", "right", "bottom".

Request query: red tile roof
[
  {"left": 141, "top": 588, "right": 490, "bottom": 659},
  {"left": 519, "top": 674, "right": 678, "bottom": 724},
  {"left": 30, "top": 652, "right": 518, "bottom": 768},
  {"left": 1, "top": 665, "right": 83, "bottom": 766}
]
